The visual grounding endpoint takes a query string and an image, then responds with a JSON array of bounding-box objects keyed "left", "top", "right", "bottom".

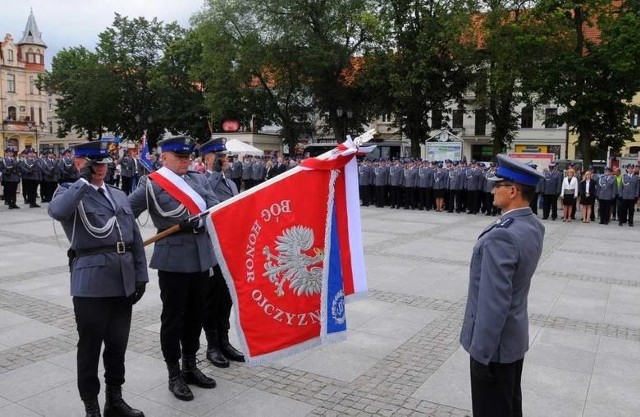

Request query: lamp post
[
  {"left": 27, "top": 120, "right": 45, "bottom": 153},
  {"left": 336, "top": 107, "right": 354, "bottom": 142}
]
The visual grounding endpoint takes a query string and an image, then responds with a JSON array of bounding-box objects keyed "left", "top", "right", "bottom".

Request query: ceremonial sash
[{"left": 148, "top": 167, "right": 206, "bottom": 215}]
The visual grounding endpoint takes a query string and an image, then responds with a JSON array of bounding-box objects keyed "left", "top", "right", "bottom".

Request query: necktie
[{"left": 98, "top": 188, "right": 113, "bottom": 209}]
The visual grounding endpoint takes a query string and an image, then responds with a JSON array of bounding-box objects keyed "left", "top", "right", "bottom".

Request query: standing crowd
[{"left": 357, "top": 158, "right": 640, "bottom": 226}]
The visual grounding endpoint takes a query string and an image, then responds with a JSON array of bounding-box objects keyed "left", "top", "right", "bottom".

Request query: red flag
[{"left": 208, "top": 169, "right": 334, "bottom": 361}]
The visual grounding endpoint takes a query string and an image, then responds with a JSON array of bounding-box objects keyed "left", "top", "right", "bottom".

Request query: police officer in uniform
[
  {"left": 58, "top": 148, "right": 80, "bottom": 185},
  {"left": 460, "top": 154, "right": 545, "bottom": 417},
  {"left": 617, "top": 164, "right": 639, "bottom": 227},
  {"left": 597, "top": 167, "right": 617, "bottom": 224},
  {"left": 540, "top": 163, "right": 562, "bottom": 220},
  {"left": 128, "top": 136, "right": 218, "bottom": 401},
  {"left": 0, "top": 148, "right": 21, "bottom": 209},
  {"left": 230, "top": 155, "right": 243, "bottom": 191},
  {"left": 40, "top": 149, "right": 59, "bottom": 202},
  {"left": 48, "top": 141, "right": 148, "bottom": 417},
  {"left": 18, "top": 148, "right": 43, "bottom": 207},
  {"left": 200, "top": 138, "right": 246, "bottom": 368}
]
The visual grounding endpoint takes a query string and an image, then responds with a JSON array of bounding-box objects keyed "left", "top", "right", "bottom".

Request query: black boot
[
  {"left": 206, "top": 330, "right": 229, "bottom": 368},
  {"left": 83, "top": 398, "right": 101, "bottom": 417},
  {"left": 166, "top": 362, "right": 193, "bottom": 401},
  {"left": 104, "top": 385, "right": 144, "bottom": 417},
  {"left": 219, "top": 332, "right": 245, "bottom": 362},
  {"left": 182, "top": 355, "right": 216, "bottom": 388}
]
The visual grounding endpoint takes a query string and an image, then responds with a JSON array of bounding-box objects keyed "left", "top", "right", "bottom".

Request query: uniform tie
[{"left": 97, "top": 188, "right": 113, "bottom": 209}]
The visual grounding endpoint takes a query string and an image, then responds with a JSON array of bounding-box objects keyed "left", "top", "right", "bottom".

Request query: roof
[{"left": 17, "top": 10, "right": 47, "bottom": 48}]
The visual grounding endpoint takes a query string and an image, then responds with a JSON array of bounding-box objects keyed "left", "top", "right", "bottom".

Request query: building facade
[{"left": 0, "top": 11, "right": 52, "bottom": 156}]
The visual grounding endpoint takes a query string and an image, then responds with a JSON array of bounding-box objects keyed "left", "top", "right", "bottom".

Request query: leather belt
[{"left": 73, "top": 242, "right": 133, "bottom": 258}]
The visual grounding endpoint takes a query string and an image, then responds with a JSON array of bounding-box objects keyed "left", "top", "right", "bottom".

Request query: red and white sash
[{"left": 148, "top": 167, "right": 207, "bottom": 215}]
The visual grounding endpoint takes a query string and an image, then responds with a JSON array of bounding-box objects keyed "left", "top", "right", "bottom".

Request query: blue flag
[{"left": 139, "top": 134, "right": 154, "bottom": 173}]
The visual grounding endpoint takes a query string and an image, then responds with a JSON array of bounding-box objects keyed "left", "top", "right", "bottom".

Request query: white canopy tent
[{"left": 224, "top": 138, "right": 264, "bottom": 156}]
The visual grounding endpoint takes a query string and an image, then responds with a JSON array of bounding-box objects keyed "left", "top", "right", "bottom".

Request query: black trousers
[
  {"left": 41, "top": 181, "right": 58, "bottom": 202},
  {"left": 158, "top": 270, "right": 208, "bottom": 363},
  {"left": 485, "top": 192, "right": 498, "bottom": 215},
  {"left": 203, "top": 265, "right": 233, "bottom": 343},
  {"left": 375, "top": 185, "right": 386, "bottom": 207},
  {"left": 121, "top": 176, "right": 134, "bottom": 195},
  {"left": 359, "top": 184, "right": 371, "bottom": 206},
  {"left": 22, "top": 178, "right": 38, "bottom": 205},
  {"left": 73, "top": 297, "right": 132, "bottom": 401},
  {"left": 3, "top": 181, "right": 18, "bottom": 205},
  {"left": 447, "top": 190, "right": 461, "bottom": 212},
  {"left": 542, "top": 194, "right": 558, "bottom": 219},
  {"left": 466, "top": 190, "right": 479, "bottom": 213},
  {"left": 599, "top": 199, "right": 612, "bottom": 224},
  {"left": 619, "top": 199, "right": 636, "bottom": 225},
  {"left": 471, "top": 357, "right": 524, "bottom": 417}
]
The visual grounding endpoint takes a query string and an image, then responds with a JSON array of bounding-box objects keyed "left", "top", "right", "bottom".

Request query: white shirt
[{"left": 561, "top": 177, "right": 578, "bottom": 197}]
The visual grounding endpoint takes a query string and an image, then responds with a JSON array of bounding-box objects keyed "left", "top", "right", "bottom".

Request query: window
[
  {"left": 544, "top": 108, "right": 558, "bottom": 128},
  {"left": 431, "top": 110, "right": 443, "bottom": 130},
  {"left": 7, "top": 106, "right": 16, "bottom": 121},
  {"left": 30, "top": 76, "right": 35, "bottom": 94},
  {"left": 38, "top": 107, "right": 43, "bottom": 124},
  {"left": 381, "top": 113, "right": 391, "bottom": 123},
  {"left": 30, "top": 107, "right": 35, "bottom": 122},
  {"left": 7, "top": 74, "right": 15, "bottom": 93},
  {"left": 474, "top": 109, "right": 487, "bottom": 136},
  {"left": 521, "top": 106, "right": 533, "bottom": 128},
  {"left": 630, "top": 110, "right": 640, "bottom": 127},
  {"left": 7, "top": 49, "right": 13, "bottom": 62},
  {"left": 452, "top": 110, "right": 464, "bottom": 129}
]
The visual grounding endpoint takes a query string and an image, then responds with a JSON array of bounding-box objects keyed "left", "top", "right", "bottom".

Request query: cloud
[{"left": 0, "top": 0, "right": 207, "bottom": 68}]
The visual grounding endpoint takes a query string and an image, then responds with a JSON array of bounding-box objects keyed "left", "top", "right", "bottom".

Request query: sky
[{"left": 0, "top": 0, "right": 208, "bottom": 69}]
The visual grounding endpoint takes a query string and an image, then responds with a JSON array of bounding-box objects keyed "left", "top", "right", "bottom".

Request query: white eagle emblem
[{"left": 262, "top": 226, "right": 324, "bottom": 297}]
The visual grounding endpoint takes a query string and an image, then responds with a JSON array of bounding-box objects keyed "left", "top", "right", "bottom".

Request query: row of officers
[
  {"left": 48, "top": 137, "right": 245, "bottom": 417},
  {"left": 357, "top": 159, "right": 640, "bottom": 225}
]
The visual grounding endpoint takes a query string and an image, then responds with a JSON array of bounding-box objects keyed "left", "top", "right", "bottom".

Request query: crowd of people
[{"left": 357, "top": 158, "right": 640, "bottom": 226}]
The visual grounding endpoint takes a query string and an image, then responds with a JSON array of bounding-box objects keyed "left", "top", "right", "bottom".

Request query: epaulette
[{"left": 495, "top": 217, "right": 514, "bottom": 228}]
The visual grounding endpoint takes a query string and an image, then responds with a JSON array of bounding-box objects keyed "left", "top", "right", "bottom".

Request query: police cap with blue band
[
  {"left": 200, "top": 137, "right": 227, "bottom": 155},
  {"left": 158, "top": 136, "right": 195, "bottom": 156},
  {"left": 71, "top": 141, "right": 114, "bottom": 163},
  {"left": 489, "top": 154, "right": 544, "bottom": 187}
]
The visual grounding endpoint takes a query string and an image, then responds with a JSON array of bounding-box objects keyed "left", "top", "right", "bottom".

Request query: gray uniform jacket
[
  {"left": 432, "top": 170, "right": 448, "bottom": 190},
  {"left": 460, "top": 207, "right": 545, "bottom": 365},
  {"left": 230, "top": 161, "right": 243, "bottom": 180},
  {"left": 540, "top": 171, "right": 562, "bottom": 195},
  {"left": 464, "top": 169, "right": 482, "bottom": 191},
  {"left": 418, "top": 166, "right": 430, "bottom": 188},
  {"left": 374, "top": 166, "right": 387, "bottom": 186},
  {"left": 0, "top": 157, "right": 20, "bottom": 182},
  {"left": 48, "top": 180, "right": 149, "bottom": 297},
  {"left": 58, "top": 157, "right": 79, "bottom": 182},
  {"left": 618, "top": 173, "right": 639, "bottom": 200},
  {"left": 40, "top": 158, "right": 59, "bottom": 182},
  {"left": 597, "top": 175, "right": 617, "bottom": 200},
  {"left": 119, "top": 156, "right": 136, "bottom": 178},
  {"left": 129, "top": 172, "right": 220, "bottom": 273},
  {"left": 206, "top": 171, "right": 238, "bottom": 202},
  {"left": 18, "top": 157, "right": 42, "bottom": 181},
  {"left": 242, "top": 162, "right": 253, "bottom": 180},
  {"left": 448, "top": 169, "right": 464, "bottom": 191}
]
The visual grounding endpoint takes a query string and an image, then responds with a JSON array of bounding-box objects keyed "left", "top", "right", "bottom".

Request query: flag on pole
[
  {"left": 139, "top": 133, "right": 154, "bottom": 173},
  {"left": 205, "top": 136, "right": 372, "bottom": 364}
]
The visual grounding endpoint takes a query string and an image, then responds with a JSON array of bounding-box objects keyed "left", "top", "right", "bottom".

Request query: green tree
[
  {"left": 531, "top": 0, "right": 640, "bottom": 165},
  {"left": 358, "top": 0, "right": 473, "bottom": 157}
]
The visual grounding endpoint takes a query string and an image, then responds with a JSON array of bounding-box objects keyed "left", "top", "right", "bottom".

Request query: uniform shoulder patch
[{"left": 495, "top": 217, "right": 514, "bottom": 228}]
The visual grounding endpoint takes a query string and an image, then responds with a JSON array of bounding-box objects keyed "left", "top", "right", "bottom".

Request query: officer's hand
[
  {"left": 471, "top": 358, "right": 495, "bottom": 382},
  {"left": 178, "top": 219, "right": 196, "bottom": 233},
  {"left": 80, "top": 161, "right": 94, "bottom": 183},
  {"left": 130, "top": 282, "right": 146, "bottom": 305}
]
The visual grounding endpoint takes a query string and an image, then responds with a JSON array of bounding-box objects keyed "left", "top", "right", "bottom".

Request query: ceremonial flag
[
  {"left": 206, "top": 137, "right": 371, "bottom": 364},
  {"left": 139, "top": 133, "right": 154, "bottom": 173}
]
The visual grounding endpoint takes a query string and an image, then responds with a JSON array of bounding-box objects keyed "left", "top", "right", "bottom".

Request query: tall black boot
[
  {"left": 166, "top": 362, "right": 193, "bottom": 401},
  {"left": 83, "top": 398, "right": 101, "bottom": 417},
  {"left": 219, "top": 331, "right": 245, "bottom": 362},
  {"left": 182, "top": 355, "right": 217, "bottom": 388},
  {"left": 104, "top": 385, "right": 144, "bottom": 417},
  {"left": 206, "top": 330, "right": 229, "bottom": 368}
]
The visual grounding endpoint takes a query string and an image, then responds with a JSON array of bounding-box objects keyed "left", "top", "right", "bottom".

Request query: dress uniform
[
  {"left": 617, "top": 164, "right": 639, "bottom": 226},
  {"left": 0, "top": 148, "right": 21, "bottom": 209},
  {"left": 199, "top": 138, "right": 246, "bottom": 368},
  {"left": 48, "top": 141, "right": 148, "bottom": 417},
  {"left": 128, "top": 136, "right": 219, "bottom": 402},
  {"left": 58, "top": 149, "right": 80, "bottom": 185},
  {"left": 18, "top": 148, "right": 43, "bottom": 207},
  {"left": 39, "top": 149, "right": 59, "bottom": 202},
  {"left": 597, "top": 167, "right": 617, "bottom": 224},
  {"left": 540, "top": 164, "right": 562, "bottom": 220},
  {"left": 460, "top": 154, "right": 545, "bottom": 417}
]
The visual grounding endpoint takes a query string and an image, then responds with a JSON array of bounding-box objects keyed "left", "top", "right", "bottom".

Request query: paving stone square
[{"left": 0, "top": 202, "right": 639, "bottom": 416}]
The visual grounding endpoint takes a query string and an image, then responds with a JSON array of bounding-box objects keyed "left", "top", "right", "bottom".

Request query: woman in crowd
[
  {"left": 560, "top": 168, "right": 579, "bottom": 222},
  {"left": 579, "top": 170, "right": 597, "bottom": 223}
]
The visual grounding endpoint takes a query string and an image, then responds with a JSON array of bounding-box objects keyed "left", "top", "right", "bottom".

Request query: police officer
[
  {"left": 118, "top": 152, "right": 136, "bottom": 195},
  {"left": 48, "top": 141, "right": 148, "bottom": 417},
  {"left": 200, "top": 138, "right": 245, "bottom": 368},
  {"left": 447, "top": 161, "right": 464, "bottom": 213},
  {"left": 128, "top": 136, "right": 218, "bottom": 401},
  {"left": 58, "top": 148, "right": 80, "bottom": 185},
  {"left": 460, "top": 154, "right": 545, "bottom": 417},
  {"left": 18, "top": 148, "right": 42, "bottom": 207},
  {"left": 0, "top": 148, "right": 21, "bottom": 209},
  {"left": 617, "top": 164, "right": 639, "bottom": 227},
  {"left": 242, "top": 155, "right": 254, "bottom": 190},
  {"left": 540, "top": 163, "right": 562, "bottom": 220},
  {"left": 39, "top": 149, "right": 59, "bottom": 202},
  {"left": 230, "top": 155, "right": 243, "bottom": 191},
  {"left": 597, "top": 167, "right": 617, "bottom": 224}
]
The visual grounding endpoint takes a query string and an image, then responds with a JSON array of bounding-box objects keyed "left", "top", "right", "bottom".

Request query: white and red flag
[{"left": 205, "top": 134, "right": 372, "bottom": 364}]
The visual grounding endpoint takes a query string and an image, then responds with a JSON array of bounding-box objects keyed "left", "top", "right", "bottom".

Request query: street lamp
[
  {"left": 27, "top": 120, "right": 45, "bottom": 153},
  {"left": 336, "top": 107, "right": 354, "bottom": 141}
]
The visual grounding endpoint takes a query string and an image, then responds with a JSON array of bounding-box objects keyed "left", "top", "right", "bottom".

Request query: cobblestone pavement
[{"left": 0, "top": 202, "right": 639, "bottom": 416}]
